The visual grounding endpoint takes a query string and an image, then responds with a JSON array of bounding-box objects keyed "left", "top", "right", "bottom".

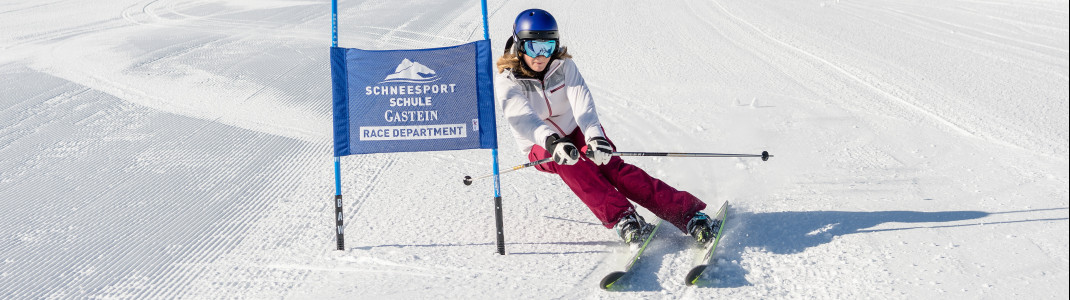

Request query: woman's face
[{"left": 523, "top": 53, "right": 551, "bottom": 72}]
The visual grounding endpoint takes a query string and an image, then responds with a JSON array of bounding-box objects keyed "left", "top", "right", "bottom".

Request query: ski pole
[
  {"left": 462, "top": 151, "right": 771, "bottom": 185},
  {"left": 464, "top": 157, "right": 553, "bottom": 186},
  {"left": 614, "top": 150, "right": 773, "bottom": 161}
]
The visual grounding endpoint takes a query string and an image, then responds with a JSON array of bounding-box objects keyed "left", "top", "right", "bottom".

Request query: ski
[
  {"left": 685, "top": 201, "right": 729, "bottom": 286},
  {"left": 599, "top": 219, "right": 663, "bottom": 290}
]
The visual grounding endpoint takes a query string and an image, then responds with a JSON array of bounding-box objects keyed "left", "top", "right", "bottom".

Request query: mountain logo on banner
[{"left": 381, "top": 58, "right": 439, "bottom": 83}]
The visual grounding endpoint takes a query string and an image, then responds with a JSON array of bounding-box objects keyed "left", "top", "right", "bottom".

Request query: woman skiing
[{"left": 494, "top": 8, "right": 717, "bottom": 245}]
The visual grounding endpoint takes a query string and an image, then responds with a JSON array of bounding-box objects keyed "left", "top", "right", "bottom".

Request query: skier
[{"left": 494, "top": 8, "right": 718, "bottom": 245}]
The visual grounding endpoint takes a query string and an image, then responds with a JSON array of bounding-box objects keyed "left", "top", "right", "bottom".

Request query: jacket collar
[{"left": 514, "top": 59, "right": 564, "bottom": 82}]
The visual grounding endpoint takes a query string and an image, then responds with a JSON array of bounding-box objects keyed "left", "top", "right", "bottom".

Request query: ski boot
[
  {"left": 614, "top": 212, "right": 655, "bottom": 245},
  {"left": 686, "top": 212, "right": 721, "bottom": 245}
]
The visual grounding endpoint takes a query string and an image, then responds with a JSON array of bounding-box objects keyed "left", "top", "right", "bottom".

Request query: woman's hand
[
  {"left": 545, "top": 134, "right": 579, "bottom": 165},
  {"left": 585, "top": 137, "right": 613, "bottom": 165}
]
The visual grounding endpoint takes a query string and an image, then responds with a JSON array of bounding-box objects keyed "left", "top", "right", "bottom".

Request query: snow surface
[{"left": 1, "top": 0, "right": 1067, "bottom": 298}]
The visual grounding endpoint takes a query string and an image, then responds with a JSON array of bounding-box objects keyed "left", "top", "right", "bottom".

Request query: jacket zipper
[{"left": 541, "top": 79, "right": 553, "bottom": 117}]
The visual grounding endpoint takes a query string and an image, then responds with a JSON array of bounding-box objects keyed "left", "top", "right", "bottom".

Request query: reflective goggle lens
[{"left": 522, "top": 39, "right": 557, "bottom": 57}]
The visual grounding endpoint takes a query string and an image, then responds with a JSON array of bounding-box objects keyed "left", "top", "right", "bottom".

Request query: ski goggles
[{"left": 521, "top": 39, "right": 557, "bottom": 58}]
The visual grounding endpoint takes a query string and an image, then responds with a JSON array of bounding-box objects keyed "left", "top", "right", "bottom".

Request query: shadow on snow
[
  {"left": 694, "top": 207, "right": 1068, "bottom": 288},
  {"left": 345, "top": 207, "right": 1067, "bottom": 291}
]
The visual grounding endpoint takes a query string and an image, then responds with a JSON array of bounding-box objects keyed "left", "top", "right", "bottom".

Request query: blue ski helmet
[{"left": 513, "top": 9, "right": 559, "bottom": 41}]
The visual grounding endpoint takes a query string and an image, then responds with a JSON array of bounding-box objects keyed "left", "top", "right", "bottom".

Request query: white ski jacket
[{"left": 495, "top": 58, "right": 606, "bottom": 152}]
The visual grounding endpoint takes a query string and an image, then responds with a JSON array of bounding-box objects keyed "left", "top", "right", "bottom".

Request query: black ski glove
[
  {"left": 544, "top": 134, "right": 579, "bottom": 165},
  {"left": 585, "top": 137, "right": 613, "bottom": 165}
]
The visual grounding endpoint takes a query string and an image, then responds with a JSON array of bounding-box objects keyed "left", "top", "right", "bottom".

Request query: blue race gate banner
[{"left": 331, "top": 40, "right": 497, "bottom": 156}]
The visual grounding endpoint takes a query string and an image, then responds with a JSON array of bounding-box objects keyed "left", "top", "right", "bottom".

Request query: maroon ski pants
[{"left": 528, "top": 129, "right": 706, "bottom": 232}]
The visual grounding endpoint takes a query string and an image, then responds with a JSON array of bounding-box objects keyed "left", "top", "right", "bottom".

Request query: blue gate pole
[
  {"left": 332, "top": 0, "right": 338, "bottom": 47},
  {"left": 480, "top": 0, "right": 505, "bottom": 256},
  {"left": 334, "top": 157, "right": 344, "bottom": 251},
  {"left": 332, "top": 0, "right": 345, "bottom": 251}
]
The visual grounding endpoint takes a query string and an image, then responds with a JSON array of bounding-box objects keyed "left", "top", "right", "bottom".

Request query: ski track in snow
[
  {"left": 1, "top": 0, "right": 1067, "bottom": 299},
  {"left": 0, "top": 66, "right": 317, "bottom": 298}
]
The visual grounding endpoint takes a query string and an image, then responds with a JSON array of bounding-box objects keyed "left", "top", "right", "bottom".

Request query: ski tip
[
  {"left": 600, "top": 272, "right": 626, "bottom": 290},
  {"left": 685, "top": 265, "right": 707, "bottom": 286}
]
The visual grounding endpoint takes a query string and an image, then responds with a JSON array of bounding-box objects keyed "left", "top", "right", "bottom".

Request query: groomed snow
[{"left": 1, "top": 0, "right": 1067, "bottom": 299}]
